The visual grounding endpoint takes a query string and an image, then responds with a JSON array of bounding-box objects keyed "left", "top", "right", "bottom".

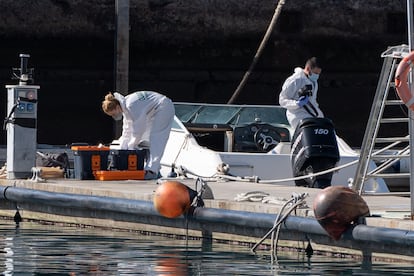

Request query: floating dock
[{"left": 0, "top": 177, "right": 413, "bottom": 262}]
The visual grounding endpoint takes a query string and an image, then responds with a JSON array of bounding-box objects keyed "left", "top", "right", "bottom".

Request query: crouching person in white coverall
[{"left": 102, "top": 91, "right": 175, "bottom": 180}]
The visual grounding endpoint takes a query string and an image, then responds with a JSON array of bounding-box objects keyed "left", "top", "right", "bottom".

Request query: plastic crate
[
  {"left": 107, "top": 149, "right": 147, "bottom": 171},
  {"left": 71, "top": 145, "right": 110, "bottom": 180}
]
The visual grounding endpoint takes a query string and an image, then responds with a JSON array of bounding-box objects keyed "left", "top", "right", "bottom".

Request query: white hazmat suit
[
  {"left": 279, "top": 67, "right": 324, "bottom": 130},
  {"left": 114, "top": 91, "right": 175, "bottom": 173}
]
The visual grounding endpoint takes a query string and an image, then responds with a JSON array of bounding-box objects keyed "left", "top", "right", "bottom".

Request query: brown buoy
[
  {"left": 153, "top": 181, "right": 196, "bottom": 218},
  {"left": 313, "top": 186, "right": 370, "bottom": 240}
]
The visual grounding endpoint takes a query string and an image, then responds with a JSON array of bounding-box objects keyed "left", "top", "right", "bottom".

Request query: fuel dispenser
[{"left": 3, "top": 54, "right": 39, "bottom": 179}]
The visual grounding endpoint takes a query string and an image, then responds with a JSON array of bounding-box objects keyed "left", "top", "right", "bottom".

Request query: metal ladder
[{"left": 353, "top": 44, "right": 411, "bottom": 194}]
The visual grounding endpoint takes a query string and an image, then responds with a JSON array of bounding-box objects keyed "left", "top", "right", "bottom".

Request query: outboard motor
[{"left": 291, "top": 117, "right": 340, "bottom": 188}]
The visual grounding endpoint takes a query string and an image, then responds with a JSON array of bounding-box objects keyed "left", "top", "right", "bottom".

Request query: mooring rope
[
  {"left": 211, "top": 158, "right": 359, "bottom": 184},
  {"left": 234, "top": 191, "right": 271, "bottom": 202},
  {"left": 161, "top": 158, "right": 360, "bottom": 186},
  {"left": 251, "top": 192, "right": 309, "bottom": 257},
  {"left": 257, "top": 159, "right": 359, "bottom": 184}
]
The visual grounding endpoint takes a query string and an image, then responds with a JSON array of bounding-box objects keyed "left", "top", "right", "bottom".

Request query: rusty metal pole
[{"left": 114, "top": 0, "right": 130, "bottom": 137}]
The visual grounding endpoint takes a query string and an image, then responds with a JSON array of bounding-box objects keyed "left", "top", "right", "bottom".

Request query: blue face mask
[{"left": 309, "top": 73, "right": 319, "bottom": 82}]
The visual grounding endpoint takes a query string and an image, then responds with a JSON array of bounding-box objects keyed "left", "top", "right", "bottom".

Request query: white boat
[{"left": 160, "top": 102, "right": 389, "bottom": 193}]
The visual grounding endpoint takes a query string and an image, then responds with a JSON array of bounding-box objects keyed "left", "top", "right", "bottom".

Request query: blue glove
[{"left": 296, "top": 96, "right": 309, "bottom": 107}]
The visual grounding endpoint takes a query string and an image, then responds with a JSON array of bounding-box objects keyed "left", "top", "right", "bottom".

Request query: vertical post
[
  {"left": 5, "top": 54, "right": 39, "bottom": 179},
  {"left": 114, "top": 0, "right": 130, "bottom": 137},
  {"left": 407, "top": 0, "right": 414, "bottom": 219}
]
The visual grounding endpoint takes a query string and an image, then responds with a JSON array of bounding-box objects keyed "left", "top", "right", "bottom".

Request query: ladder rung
[
  {"left": 371, "top": 154, "right": 410, "bottom": 159},
  {"left": 375, "top": 137, "right": 410, "bottom": 143},
  {"left": 385, "top": 100, "right": 404, "bottom": 105},
  {"left": 380, "top": 118, "right": 409, "bottom": 123},
  {"left": 381, "top": 45, "right": 409, "bottom": 58},
  {"left": 366, "top": 173, "right": 410, "bottom": 178}
]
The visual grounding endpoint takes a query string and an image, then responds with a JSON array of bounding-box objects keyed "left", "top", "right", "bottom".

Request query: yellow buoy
[{"left": 153, "top": 181, "right": 193, "bottom": 218}]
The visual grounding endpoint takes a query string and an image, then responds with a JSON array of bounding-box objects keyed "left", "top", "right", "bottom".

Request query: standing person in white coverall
[
  {"left": 102, "top": 91, "right": 175, "bottom": 180},
  {"left": 279, "top": 57, "right": 324, "bottom": 130}
]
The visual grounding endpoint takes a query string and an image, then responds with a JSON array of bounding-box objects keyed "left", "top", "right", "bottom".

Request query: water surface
[{"left": 0, "top": 220, "right": 413, "bottom": 275}]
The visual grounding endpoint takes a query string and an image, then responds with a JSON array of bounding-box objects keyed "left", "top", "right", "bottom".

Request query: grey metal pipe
[
  {"left": 192, "top": 206, "right": 414, "bottom": 244},
  {"left": 351, "top": 224, "right": 414, "bottom": 245},
  {"left": 192, "top": 206, "right": 277, "bottom": 228},
  {"left": 0, "top": 186, "right": 157, "bottom": 216},
  {"left": 1, "top": 185, "right": 414, "bottom": 257}
]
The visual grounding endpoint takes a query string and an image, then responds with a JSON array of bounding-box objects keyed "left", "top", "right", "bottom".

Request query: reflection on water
[{"left": 0, "top": 219, "right": 413, "bottom": 275}]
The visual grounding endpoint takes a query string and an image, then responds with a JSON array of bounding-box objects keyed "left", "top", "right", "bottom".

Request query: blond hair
[{"left": 102, "top": 92, "right": 120, "bottom": 113}]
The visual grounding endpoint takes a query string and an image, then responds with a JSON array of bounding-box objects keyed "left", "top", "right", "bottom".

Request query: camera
[{"left": 298, "top": 84, "right": 313, "bottom": 97}]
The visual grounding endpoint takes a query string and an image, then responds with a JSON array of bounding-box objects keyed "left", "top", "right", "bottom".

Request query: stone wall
[{"left": 0, "top": 0, "right": 409, "bottom": 146}]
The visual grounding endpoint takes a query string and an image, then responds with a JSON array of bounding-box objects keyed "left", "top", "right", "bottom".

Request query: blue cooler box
[
  {"left": 107, "top": 149, "right": 147, "bottom": 171},
  {"left": 71, "top": 146, "right": 110, "bottom": 180}
]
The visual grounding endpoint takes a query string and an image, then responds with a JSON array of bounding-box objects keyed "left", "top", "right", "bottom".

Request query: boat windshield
[
  {"left": 174, "top": 103, "right": 289, "bottom": 127},
  {"left": 173, "top": 102, "right": 292, "bottom": 153}
]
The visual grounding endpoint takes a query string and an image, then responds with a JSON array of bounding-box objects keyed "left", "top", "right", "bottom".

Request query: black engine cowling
[{"left": 291, "top": 117, "right": 340, "bottom": 189}]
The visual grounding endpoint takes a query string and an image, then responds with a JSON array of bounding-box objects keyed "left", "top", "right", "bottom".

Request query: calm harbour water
[{"left": 0, "top": 219, "right": 413, "bottom": 275}]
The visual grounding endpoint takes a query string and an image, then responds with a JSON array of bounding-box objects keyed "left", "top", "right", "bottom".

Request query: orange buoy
[
  {"left": 153, "top": 181, "right": 194, "bottom": 218},
  {"left": 154, "top": 253, "right": 189, "bottom": 276},
  {"left": 395, "top": 51, "right": 414, "bottom": 111},
  {"left": 313, "top": 186, "right": 370, "bottom": 240},
  {"left": 154, "top": 253, "right": 190, "bottom": 276}
]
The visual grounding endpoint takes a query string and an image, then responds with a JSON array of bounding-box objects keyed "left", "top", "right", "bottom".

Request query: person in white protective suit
[
  {"left": 278, "top": 57, "right": 324, "bottom": 130},
  {"left": 102, "top": 91, "right": 175, "bottom": 180}
]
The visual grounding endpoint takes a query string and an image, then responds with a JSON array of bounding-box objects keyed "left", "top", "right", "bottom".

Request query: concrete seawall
[{"left": 0, "top": 178, "right": 413, "bottom": 262}]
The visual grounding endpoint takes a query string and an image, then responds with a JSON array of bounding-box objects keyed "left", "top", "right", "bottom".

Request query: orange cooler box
[{"left": 71, "top": 145, "right": 110, "bottom": 180}]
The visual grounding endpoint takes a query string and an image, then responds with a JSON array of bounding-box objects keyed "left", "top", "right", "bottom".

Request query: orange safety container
[{"left": 93, "top": 170, "right": 145, "bottom": 181}]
